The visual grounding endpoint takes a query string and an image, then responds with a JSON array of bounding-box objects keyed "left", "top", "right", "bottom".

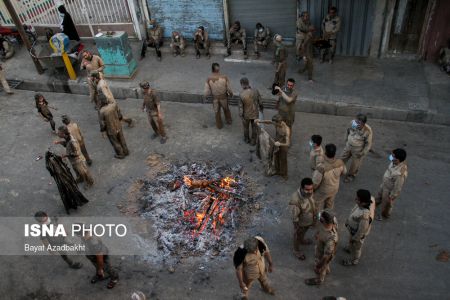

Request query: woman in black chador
[
  {"left": 45, "top": 151, "right": 88, "bottom": 214},
  {"left": 58, "top": 5, "right": 80, "bottom": 41}
]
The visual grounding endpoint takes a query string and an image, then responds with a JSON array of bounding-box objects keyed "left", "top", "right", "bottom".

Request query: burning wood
[{"left": 136, "top": 161, "right": 260, "bottom": 258}]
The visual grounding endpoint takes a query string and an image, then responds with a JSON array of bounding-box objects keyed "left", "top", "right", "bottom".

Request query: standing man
[
  {"left": 273, "top": 35, "right": 287, "bottom": 88},
  {"left": 343, "top": 189, "right": 375, "bottom": 266},
  {"left": 254, "top": 23, "right": 271, "bottom": 58},
  {"left": 321, "top": 6, "right": 341, "bottom": 64},
  {"left": 376, "top": 148, "right": 408, "bottom": 220},
  {"left": 77, "top": 230, "right": 119, "bottom": 289},
  {"left": 234, "top": 236, "right": 275, "bottom": 299},
  {"left": 140, "top": 81, "right": 167, "bottom": 144},
  {"left": 239, "top": 77, "right": 263, "bottom": 145},
  {"left": 313, "top": 144, "right": 346, "bottom": 210},
  {"left": 289, "top": 177, "right": 316, "bottom": 260},
  {"left": 55, "top": 126, "right": 94, "bottom": 189},
  {"left": 141, "top": 19, "right": 164, "bottom": 61},
  {"left": 81, "top": 50, "right": 105, "bottom": 107},
  {"left": 98, "top": 96, "right": 129, "bottom": 159},
  {"left": 204, "top": 63, "right": 233, "bottom": 129},
  {"left": 194, "top": 26, "right": 210, "bottom": 59},
  {"left": 34, "top": 211, "right": 83, "bottom": 269},
  {"left": 310, "top": 135, "right": 324, "bottom": 171},
  {"left": 225, "top": 21, "right": 247, "bottom": 59},
  {"left": 298, "top": 27, "right": 314, "bottom": 83},
  {"left": 296, "top": 11, "right": 314, "bottom": 60},
  {"left": 61, "top": 115, "right": 92, "bottom": 165},
  {"left": 170, "top": 31, "right": 186, "bottom": 57},
  {"left": 275, "top": 78, "right": 298, "bottom": 129},
  {"left": 305, "top": 210, "right": 338, "bottom": 286},
  {"left": 90, "top": 72, "right": 134, "bottom": 127},
  {"left": 256, "top": 114, "right": 291, "bottom": 180},
  {"left": 341, "top": 113, "right": 373, "bottom": 182},
  {"left": 0, "top": 37, "right": 15, "bottom": 60},
  {"left": 35, "top": 94, "right": 56, "bottom": 133},
  {"left": 0, "top": 64, "right": 13, "bottom": 94}
]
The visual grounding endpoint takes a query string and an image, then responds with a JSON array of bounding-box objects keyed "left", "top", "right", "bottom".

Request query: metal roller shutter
[
  {"left": 228, "top": 0, "right": 297, "bottom": 40},
  {"left": 299, "top": 0, "right": 376, "bottom": 56}
]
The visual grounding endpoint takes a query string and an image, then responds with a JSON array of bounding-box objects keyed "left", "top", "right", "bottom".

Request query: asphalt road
[{"left": 0, "top": 90, "right": 449, "bottom": 300}]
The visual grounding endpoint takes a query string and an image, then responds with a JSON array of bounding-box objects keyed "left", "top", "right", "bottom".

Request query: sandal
[
  {"left": 107, "top": 279, "right": 118, "bottom": 289},
  {"left": 342, "top": 259, "right": 358, "bottom": 266},
  {"left": 293, "top": 251, "right": 306, "bottom": 260},
  {"left": 304, "top": 278, "right": 322, "bottom": 286},
  {"left": 91, "top": 274, "right": 105, "bottom": 284}
]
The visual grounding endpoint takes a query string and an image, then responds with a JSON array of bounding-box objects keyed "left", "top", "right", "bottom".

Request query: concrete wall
[
  {"left": 146, "top": 0, "right": 225, "bottom": 40},
  {"left": 422, "top": 0, "right": 450, "bottom": 62}
]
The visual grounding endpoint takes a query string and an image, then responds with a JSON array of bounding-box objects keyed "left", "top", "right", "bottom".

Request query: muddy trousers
[
  {"left": 299, "top": 57, "right": 314, "bottom": 80},
  {"left": 86, "top": 255, "right": 119, "bottom": 281},
  {"left": 254, "top": 39, "right": 269, "bottom": 53},
  {"left": 107, "top": 130, "right": 129, "bottom": 157},
  {"left": 46, "top": 117, "right": 56, "bottom": 131},
  {"left": 376, "top": 187, "right": 397, "bottom": 218},
  {"left": 273, "top": 61, "right": 287, "bottom": 88},
  {"left": 0, "top": 69, "right": 12, "bottom": 93},
  {"left": 71, "top": 160, "right": 94, "bottom": 187},
  {"left": 293, "top": 223, "right": 311, "bottom": 252},
  {"left": 141, "top": 39, "right": 163, "bottom": 58},
  {"left": 213, "top": 97, "right": 232, "bottom": 129},
  {"left": 242, "top": 118, "right": 257, "bottom": 144},
  {"left": 315, "top": 193, "right": 337, "bottom": 210},
  {"left": 147, "top": 113, "right": 166, "bottom": 137},
  {"left": 321, "top": 39, "right": 337, "bottom": 61},
  {"left": 79, "top": 141, "right": 92, "bottom": 164},
  {"left": 242, "top": 273, "right": 273, "bottom": 299},
  {"left": 88, "top": 78, "right": 100, "bottom": 109},
  {"left": 341, "top": 146, "right": 365, "bottom": 176},
  {"left": 274, "top": 146, "right": 288, "bottom": 178},
  {"left": 347, "top": 236, "right": 364, "bottom": 262},
  {"left": 194, "top": 39, "right": 210, "bottom": 56}
]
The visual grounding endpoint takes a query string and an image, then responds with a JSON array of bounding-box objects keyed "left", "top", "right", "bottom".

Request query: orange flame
[{"left": 183, "top": 176, "right": 193, "bottom": 187}]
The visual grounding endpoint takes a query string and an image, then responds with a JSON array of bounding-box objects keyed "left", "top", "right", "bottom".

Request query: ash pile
[{"left": 139, "top": 161, "right": 260, "bottom": 259}]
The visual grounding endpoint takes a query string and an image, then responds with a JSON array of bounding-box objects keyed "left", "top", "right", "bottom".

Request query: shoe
[
  {"left": 342, "top": 259, "right": 358, "bottom": 266},
  {"left": 7, "top": 91, "right": 14, "bottom": 95},
  {"left": 69, "top": 262, "right": 83, "bottom": 269},
  {"left": 160, "top": 137, "right": 167, "bottom": 144},
  {"left": 114, "top": 154, "right": 125, "bottom": 159}
]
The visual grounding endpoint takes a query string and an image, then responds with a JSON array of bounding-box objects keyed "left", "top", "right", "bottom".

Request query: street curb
[{"left": 15, "top": 79, "right": 450, "bottom": 126}]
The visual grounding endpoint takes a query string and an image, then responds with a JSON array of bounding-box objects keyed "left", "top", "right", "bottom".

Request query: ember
[{"left": 138, "top": 161, "right": 260, "bottom": 258}]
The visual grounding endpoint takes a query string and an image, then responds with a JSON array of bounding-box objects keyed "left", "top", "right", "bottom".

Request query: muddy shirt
[
  {"left": 147, "top": 25, "right": 163, "bottom": 42},
  {"left": 37, "top": 100, "right": 53, "bottom": 120},
  {"left": 239, "top": 87, "right": 262, "bottom": 120},
  {"left": 381, "top": 161, "right": 408, "bottom": 198},
  {"left": 81, "top": 54, "right": 104, "bottom": 76},
  {"left": 229, "top": 27, "right": 246, "bottom": 40},
  {"left": 310, "top": 146, "right": 324, "bottom": 170},
  {"left": 204, "top": 73, "right": 233, "bottom": 99},
  {"left": 66, "top": 135, "right": 85, "bottom": 164},
  {"left": 289, "top": 189, "right": 316, "bottom": 226},
  {"left": 99, "top": 103, "right": 123, "bottom": 136},
  {"left": 346, "top": 123, "right": 373, "bottom": 154},
  {"left": 66, "top": 122, "right": 83, "bottom": 144},
  {"left": 322, "top": 15, "right": 341, "bottom": 39},
  {"left": 142, "top": 89, "right": 160, "bottom": 115},
  {"left": 317, "top": 225, "right": 338, "bottom": 257},
  {"left": 274, "top": 43, "right": 287, "bottom": 63},
  {"left": 254, "top": 27, "right": 270, "bottom": 41},
  {"left": 346, "top": 205, "right": 371, "bottom": 239},
  {"left": 313, "top": 157, "right": 346, "bottom": 195}
]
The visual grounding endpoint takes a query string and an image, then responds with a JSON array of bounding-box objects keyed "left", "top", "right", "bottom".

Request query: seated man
[
  {"left": 170, "top": 31, "right": 186, "bottom": 57},
  {"left": 141, "top": 19, "right": 164, "bottom": 61},
  {"left": 439, "top": 38, "right": 450, "bottom": 75},
  {"left": 254, "top": 23, "right": 271, "bottom": 58},
  {"left": 225, "top": 21, "right": 247, "bottom": 59},
  {"left": 194, "top": 26, "right": 210, "bottom": 59}
]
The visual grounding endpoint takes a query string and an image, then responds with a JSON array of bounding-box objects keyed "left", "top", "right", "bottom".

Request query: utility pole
[{"left": 3, "top": 0, "right": 44, "bottom": 74}]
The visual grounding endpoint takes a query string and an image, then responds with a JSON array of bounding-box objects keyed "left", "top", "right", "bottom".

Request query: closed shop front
[
  {"left": 146, "top": 0, "right": 225, "bottom": 39},
  {"left": 299, "top": 0, "right": 376, "bottom": 56},
  {"left": 227, "top": 0, "right": 297, "bottom": 40}
]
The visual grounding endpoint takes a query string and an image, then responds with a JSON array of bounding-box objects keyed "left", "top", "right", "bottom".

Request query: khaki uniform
[
  {"left": 240, "top": 237, "right": 273, "bottom": 298},
  {"left": 313, "top": 157, "right": 346, "bottom": 210},
  {"left": 239, "top": 87, "right": 263, "bottom": 144},
  {"left": 143, "top": 89, "right": 166, "bottom": 138},
  {"left": 170, "top": 32, "right": 186, "bottom": 55},
  {"left": 376, "top": 162, "right": 408, "bottom": 218},
  {"left": 67, "top": 122, "right": 92, "bottom": 164},
  {"left": 310, "top": 146, "right": 324, "bottom": 171},
  {"left": 0, "top": 64, "right": 12, "bottom": 94},
  {"left": 141, "top": 25, "right": 164, "bottom": 58},
  {"left": 277, "top": 88, "right": 298, "bottom": 128},
  {"left": 227, "top": 27, "right": 247, "bottom": 54},
  {"left": 315, "top": 224, "right": 338, "bottom": 282},
  {"left": 81, "top": 55, "right": 105, "bottom": 105},
  {"left": 194, "top": 30, "right": 210, "bottom": 56},
  {"left": 274, "top": 122, "right": 289, "bottom": 178},
  {"left": 341, "top": 123, "right": 373, "bottom": 177},
  {"left": 296, "top": 18, "right": 313, "bottom": 57},
  {"left": 289, "top": 189, "right": 316, "bottom": 252},
  {"left": 1, "top": 40, "right": 14, "bottom": 59},
  {"left": 66, "top": 135, "right": 94, "bottom": 188},
  {"left": 94, "top": 79, "right": 133, "bottom": 126},
  {"left": 99, "top": 103, "right": 129, "bottom": 158},
  {"left": 273, "top": 42, "right": 287, "bottom": 87},
  {"left": 254, "top": 27, "right": 271, "bottom": 53},
  {"left": 204, "top": 73, "right": 233, "bottom": 129},
  {"left": 298, "top": 36, "right": 314, "bottom": 80},
  {"left": 345, "top": 203, "right": 374, "bottom": 263},
  {"left": 321, "top": 14, "right": 341, "bottom": 60}
]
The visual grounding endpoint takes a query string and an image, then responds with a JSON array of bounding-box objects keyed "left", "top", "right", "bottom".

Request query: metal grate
[{"left": 0, "top": 79, "right": 23, "bottom": 92}]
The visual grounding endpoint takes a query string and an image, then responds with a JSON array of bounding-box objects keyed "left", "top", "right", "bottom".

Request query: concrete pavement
[
  {"left": 2, "top": 39, "right": 450, "bottom": 125},
  {"left": 0, "top": 90, "right": 449, "bottom": 299}
]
